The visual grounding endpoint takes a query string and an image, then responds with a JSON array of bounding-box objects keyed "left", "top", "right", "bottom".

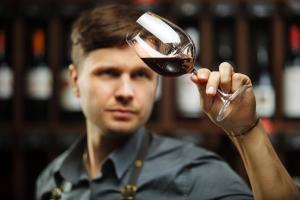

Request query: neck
[{"left": 84, "top": 123, "right": 131, "bottom": 179}]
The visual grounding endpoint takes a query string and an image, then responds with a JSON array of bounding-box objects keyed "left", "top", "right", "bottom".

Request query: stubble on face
[{"left": 75, "top": 47, "right": 158, "bottom": 136}]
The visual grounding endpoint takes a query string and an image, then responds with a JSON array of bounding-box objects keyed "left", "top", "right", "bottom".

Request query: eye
[
  {"left": 95, "top": 68, "right": 120, "bottom": 77},
  {"left": 133, "top": 69, "right": 151, "bottom": 79},
  {"left": 105, "top": 69, "right": 119, "bottom": 77}
]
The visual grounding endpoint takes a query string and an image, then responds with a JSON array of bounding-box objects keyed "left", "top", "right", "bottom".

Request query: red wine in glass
[{"left": 141, "top": 57, "right": 194, "bottom": 77}]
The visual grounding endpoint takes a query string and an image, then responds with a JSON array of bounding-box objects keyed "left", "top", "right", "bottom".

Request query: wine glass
[{"left": 126, "top": 12, "right": 248, "bottom": 121}]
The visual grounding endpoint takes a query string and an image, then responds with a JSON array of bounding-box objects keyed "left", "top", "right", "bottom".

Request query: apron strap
[{"left": 120, "top": 132, "right": 151, "bottom": 200}]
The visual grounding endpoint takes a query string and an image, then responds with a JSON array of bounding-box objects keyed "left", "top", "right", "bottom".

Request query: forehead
[{"left": 81, "top": 47, "right": 149, "bottom": 71}]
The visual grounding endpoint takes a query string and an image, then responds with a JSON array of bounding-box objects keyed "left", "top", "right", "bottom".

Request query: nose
[{"left": 115, "top": 76, "right": 134, "bottom": 104}]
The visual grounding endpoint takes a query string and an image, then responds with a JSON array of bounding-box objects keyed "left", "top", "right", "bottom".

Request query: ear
[{"left": 69, "top": 64, "right": 80, "bottom": 97}]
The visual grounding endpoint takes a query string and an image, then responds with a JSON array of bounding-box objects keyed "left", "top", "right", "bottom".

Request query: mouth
[{"left": 106, "top": 108, "right": 138, "bottom": 120}]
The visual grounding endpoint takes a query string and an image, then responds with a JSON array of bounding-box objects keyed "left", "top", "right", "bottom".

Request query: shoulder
[
  {"left": 35, "top": 150, "right": 68, "bottom": 200},
  {"left": 149, "top": 133, "right": 221, "bottom": 162},
  {"left": 144, "top": 133, "right": 227, "bottom": 185},
  {"left": 146, "top": 133, "right": 252, "bottom": 199}
]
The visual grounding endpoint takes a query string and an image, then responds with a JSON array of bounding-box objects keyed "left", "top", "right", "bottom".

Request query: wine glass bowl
[
  {"left": 126, "top": 11, "right": 246, "bottom": 121},
  {"left": 126, "top": 12, "right": 195, "bottom": 76}
]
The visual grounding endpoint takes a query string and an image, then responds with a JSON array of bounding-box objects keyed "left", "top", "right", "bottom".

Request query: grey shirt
[{"left": 36, "top": 127, "right": 253, "bottom": 200}]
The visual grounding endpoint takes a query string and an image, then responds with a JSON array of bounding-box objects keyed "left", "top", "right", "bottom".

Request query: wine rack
[{"left": 1, "top": 0, "right": 300, "bottom": 199}]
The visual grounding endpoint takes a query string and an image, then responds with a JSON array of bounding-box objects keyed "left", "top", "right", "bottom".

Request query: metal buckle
[{"left": 120, "top": 184, "right": 137, "bottom": 200}]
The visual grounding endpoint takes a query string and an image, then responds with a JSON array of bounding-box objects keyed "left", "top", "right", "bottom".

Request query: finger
[
  {"left": 232, "top": 73, "right": 252, "bottom": 92},
  {"left": 191, "top": 68, "right": 213, "bottom": 113},
  {"left": 219, "top": 62, "right": 234, "bottom": 93},
  {"left": 191, "top": 68, "right": 210, "bottom": 84},
  {"left": 191, "top": 68, "right": 211, "bottom": 100},
  {"left": 206, "top": 71, "right": 220, "bottom": 96}
]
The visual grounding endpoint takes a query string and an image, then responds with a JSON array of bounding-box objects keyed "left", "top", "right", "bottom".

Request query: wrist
[{"left": 227, "top": 117, "right": 260, "bottom": 138}]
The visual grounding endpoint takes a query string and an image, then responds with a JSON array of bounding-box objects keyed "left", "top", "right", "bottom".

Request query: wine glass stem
[{"left": 216, "top": 85, "right": 249, "bottom": 121}]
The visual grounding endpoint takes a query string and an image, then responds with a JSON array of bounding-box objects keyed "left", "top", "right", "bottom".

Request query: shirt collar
[
  {"left": 57, "top": 127, "right": 147, "bottom": 184},
  {"left": 109, "top": 127, "right": 147, "bottom": 180},
  {"left": 58, "top": 135, "right": 87, "bottom": 184}
]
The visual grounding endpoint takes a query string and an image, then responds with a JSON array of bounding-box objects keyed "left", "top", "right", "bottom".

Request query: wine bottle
[
  {"left": 214, "top": 25, "right": 235, "bottom": 68},
  {"left": 172, "top": 0, "right": 200, "bottom": 63},
  {"left": 212, "top": 2, "right": 237, "bottom": 69},
  {"left": 172, "top": 0, "right": 202, "bottom": 118},
  {"left": 247, "top": 2, "right": 275, "bottom": 118},
  {"left": 284, "top": 24, "right": 300, "bottom": 118},
  {"left": 148, "top": 76, "right": 162, "bottom": 122},
  {"left": 60, "top": 67, "right": 82, "bottom": 121},
  {"left": 0, "top": 30, "right": 13, "bottom": 121},
  {"left": 252, "top": 31, "right": 275, "bottom": 117},
  {"left": 25, "top": 29, "right": 52, "bottom": 121},
  {"left": 175, "top": 73, "right": 201, "bottom": 118},
  {"left": 176, "top": 27, "right": 201, "bottom": 118}
]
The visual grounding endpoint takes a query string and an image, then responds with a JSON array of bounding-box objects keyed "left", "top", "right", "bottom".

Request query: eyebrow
[
  {"left": 132, "top": 65, "right": 153, "bottom": 73},
  {"left": 91, "top": 64, "right": 153, "bottom": 73},
  {"left": 90, "top": 65, "right": 120, "bottom": 72},
  {"left": 132, "top": 65, "right": 157, "bottom": 78}
]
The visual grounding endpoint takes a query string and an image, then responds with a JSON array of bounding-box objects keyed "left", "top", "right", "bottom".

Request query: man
[{"left": 36, "top": 4, "right": 299, "bottom": 200}]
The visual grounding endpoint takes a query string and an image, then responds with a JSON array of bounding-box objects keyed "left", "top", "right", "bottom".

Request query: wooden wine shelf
[{"left": 1, "top": 0, "right": 300, "bottom": 200}]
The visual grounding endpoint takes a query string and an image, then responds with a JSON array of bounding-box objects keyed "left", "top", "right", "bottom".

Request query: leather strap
[
  {"left": 48, "top": 132, "right": 151, "bottom": 200},
  {"left": 120, "top": 132, "right": 151, "bottom": 200}
]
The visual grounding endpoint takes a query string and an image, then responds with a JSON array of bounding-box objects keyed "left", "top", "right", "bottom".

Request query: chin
[
  {"left": 101, "top": 115, "right": 148, "bottom": 136},
  {"left": 106, "top": 121, "right": 139, "bottom": 135}
]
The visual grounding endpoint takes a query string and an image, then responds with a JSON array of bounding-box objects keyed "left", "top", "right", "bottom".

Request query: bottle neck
[
  {"left": 257, "top": 45, "right": 269, "bottom": 69},
  {"left": 32, "top": 52, "right": 46, "bottom": 65},
  {"left": 32, "top": 29, "right": 46, "bottom": 65}
]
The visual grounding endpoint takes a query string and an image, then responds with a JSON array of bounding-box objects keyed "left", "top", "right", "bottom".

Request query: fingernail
[{"left": 207, "top": 86, "right": 216, "bottom": 95}]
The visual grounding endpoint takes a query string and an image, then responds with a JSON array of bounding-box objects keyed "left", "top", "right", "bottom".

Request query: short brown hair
[{"left": 70, "top": 4, "right": 143, "bottom": 67}]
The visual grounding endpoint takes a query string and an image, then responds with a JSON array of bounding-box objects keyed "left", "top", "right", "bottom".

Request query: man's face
[{"left": 70, "top": 47, "right": 158, "bottom": 135}]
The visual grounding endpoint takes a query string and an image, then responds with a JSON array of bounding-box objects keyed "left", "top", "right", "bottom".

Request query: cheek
[
  {"left": 137, "top": 85, "right": 156, "bottom": 109},
  {"left": 78, "top": 81, "right": 109, "bottom": 122},
  {"left": 82, "top": 81, "right": 111, "bottom": 105},
  {"left": 78, "top": 79, "right": 102, "bottom": 110}
]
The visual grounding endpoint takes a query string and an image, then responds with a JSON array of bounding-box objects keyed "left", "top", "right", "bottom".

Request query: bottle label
[
  {"left": 0, "top": 63, "right": 13, "bottom": 99},
  {"left": 60, "top": 68, "right": 81, "bottom": 111},
  {"left": 176, "top": 73, "right": 201, "bottom": 117},
  {"left": 284, "top": 66, "right": 300, "bottom": 117},
  {"left": 254, "top": 85, "right": 275, "bottom": 117},
  {"left": 26, "top": 64, "right": 53, "bottom": 99}
]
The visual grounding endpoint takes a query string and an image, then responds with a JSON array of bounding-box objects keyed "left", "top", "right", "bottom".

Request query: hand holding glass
[{"left": 126, "top": 12, "right": 247, "bottom": 121}]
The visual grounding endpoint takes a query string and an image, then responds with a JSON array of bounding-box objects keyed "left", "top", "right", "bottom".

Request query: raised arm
[{"left": 192, "top": 62, "right": 300, "bottom": 200}]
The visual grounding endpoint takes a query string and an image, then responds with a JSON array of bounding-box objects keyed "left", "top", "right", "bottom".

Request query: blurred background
[{"left": 1, "top": 0, "right": 300, "bottom": 199}]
